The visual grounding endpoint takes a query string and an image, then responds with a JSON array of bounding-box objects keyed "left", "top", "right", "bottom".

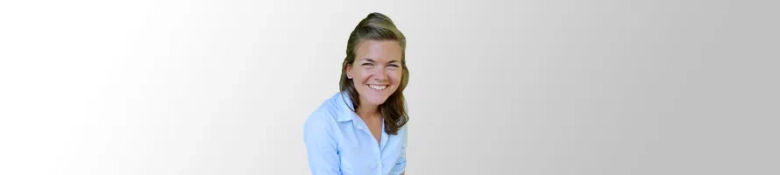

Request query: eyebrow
[{"left": 361, "top": 58, "right": 400, "bottom": 64}]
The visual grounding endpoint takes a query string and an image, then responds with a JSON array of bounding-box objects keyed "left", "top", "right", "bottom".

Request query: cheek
[
  {"left": 389, "top": 70, "right": 403, "bottom": 85},
  {"left": 352, "top": 69, "right": 367, "bottom": 83}
]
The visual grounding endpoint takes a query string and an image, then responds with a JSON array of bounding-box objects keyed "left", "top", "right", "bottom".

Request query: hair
[{"left": 339, "top": 12, "right": 409, "bottom": 135}]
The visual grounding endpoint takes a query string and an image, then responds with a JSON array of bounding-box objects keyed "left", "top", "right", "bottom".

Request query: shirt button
[{"left": 376, "top": 160, "right": 381, "bottom": 164}]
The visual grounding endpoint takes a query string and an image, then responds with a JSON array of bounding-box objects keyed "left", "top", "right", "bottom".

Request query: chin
[
  {"left": 363, "top": 96, "right": 389, "bottom": 106},
  {"left": 366, "top": 98, "right": 387, "bottom": 106}
]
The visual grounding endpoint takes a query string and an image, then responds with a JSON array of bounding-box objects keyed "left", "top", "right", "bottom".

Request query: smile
[{"left": 367, "top": 84, "right": 387, "bottom": 90}]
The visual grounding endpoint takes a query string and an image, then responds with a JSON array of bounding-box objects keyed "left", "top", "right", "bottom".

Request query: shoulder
[
  {"left": 304, "top": 92, "right": 346, "bottom": 132},
  {"left": 398, "top": 122, "right": 408, "bottom": 136}
]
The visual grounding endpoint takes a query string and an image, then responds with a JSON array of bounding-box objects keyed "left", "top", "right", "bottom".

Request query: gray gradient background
[{"left": 1, "top": 0, "right": 778, "bottom": 174}]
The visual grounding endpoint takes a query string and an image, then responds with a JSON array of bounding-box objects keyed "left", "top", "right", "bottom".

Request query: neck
[{"left": 356, "top": 104, "right": 381, "bottom": 120}]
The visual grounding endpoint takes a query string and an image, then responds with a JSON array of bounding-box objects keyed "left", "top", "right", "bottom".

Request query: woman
[{"left": 303, "top": 12, "right": 410, "bottom": 175}]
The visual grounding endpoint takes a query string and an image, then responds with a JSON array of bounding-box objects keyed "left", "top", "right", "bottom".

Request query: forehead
[{"left": 354, "top": 40, "right": 402, "bottom": 62}]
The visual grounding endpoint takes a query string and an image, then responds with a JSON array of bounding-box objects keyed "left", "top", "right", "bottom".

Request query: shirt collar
[{"left": 336, "top": 91, "right": 357, "bottom": 122}]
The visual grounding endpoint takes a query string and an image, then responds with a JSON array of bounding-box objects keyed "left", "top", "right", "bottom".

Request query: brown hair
[{"left": 339, "top": 12, "right": 409, "bottom": 135}]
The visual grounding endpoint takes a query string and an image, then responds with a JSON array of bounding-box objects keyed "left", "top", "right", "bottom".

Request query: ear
[{"left": 345, "top": 61, "right": 353, "bottom": 79}]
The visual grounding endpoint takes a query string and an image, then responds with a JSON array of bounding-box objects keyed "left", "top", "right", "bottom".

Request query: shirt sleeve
[
  {"left": 391, "top": 100, "right": 410, "bottom": 174},
  {"left": 392, "top": 125, "right": 408, "bottom": 174},
  {"left": 303, "top": 113, "right": 341, "bottom": 175}
]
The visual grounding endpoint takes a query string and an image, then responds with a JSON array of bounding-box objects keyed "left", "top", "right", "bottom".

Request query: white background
[{"left": 1, "top": 0, "right": 778, "bottom": 174}]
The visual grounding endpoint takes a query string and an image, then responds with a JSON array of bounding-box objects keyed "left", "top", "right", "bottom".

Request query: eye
[
  {"left": 362, "top": 63, "right": 373, "bottom": 66},
  {"left": 389, "top": 64, "right": 399, "bottom": 68}
]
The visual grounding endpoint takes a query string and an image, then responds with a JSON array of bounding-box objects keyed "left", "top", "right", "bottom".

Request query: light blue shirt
[{"left": 304, "top": 92, "right": 407, "bottom": 175}]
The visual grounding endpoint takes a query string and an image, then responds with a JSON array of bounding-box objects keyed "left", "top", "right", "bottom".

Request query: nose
[{"left": 373, "top": 66, "right": 387, "bottom": 81}]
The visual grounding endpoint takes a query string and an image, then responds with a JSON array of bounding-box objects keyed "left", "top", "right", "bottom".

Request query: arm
[
  {"left": 392, "top": 125, "right": 408, "bottom": 175},
  {"left": 304, "top": 113, "right": 341, "bottom": 175},
  {"left": 396, "top": 101, "right": 410, "bottom": 175}
]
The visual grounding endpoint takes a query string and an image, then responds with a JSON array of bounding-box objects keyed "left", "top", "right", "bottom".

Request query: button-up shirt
[{"left": 304, "top": 92, "right": 407, "bottom": 175}]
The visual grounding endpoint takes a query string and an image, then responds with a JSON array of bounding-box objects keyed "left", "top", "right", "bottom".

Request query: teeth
[{"left": 368, "top": 85, "right": 387, "bottom": 90}]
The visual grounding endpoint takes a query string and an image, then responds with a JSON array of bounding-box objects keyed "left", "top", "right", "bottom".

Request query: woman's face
[{"left": 347, "top": 40, "right": 404, "bottom": 107}]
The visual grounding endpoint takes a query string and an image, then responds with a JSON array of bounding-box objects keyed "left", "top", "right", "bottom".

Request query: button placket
[{"left": 354, "top": 115, "right": 386, "bottom": 174}]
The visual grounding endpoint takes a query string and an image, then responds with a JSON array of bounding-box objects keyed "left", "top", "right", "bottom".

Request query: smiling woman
[{"left": 303, "top": 12, "right": 409, "bottom": 175}]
